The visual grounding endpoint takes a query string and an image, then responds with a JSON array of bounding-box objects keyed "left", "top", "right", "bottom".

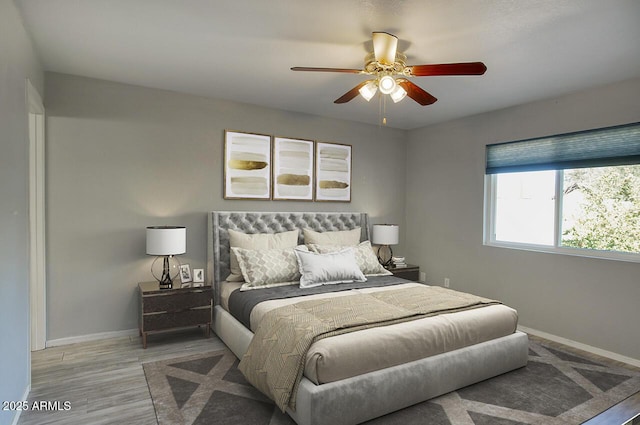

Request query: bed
[{"left": 207, "top": 211, "right": 528, "bottom": 425}]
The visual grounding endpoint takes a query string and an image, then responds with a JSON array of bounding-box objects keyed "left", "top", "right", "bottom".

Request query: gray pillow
[
  {"left": 294, "top": 247, "right": 366, "bottom": 288},
  {"left": 308, "top": 240, "right": 392, "bottom": 276}
]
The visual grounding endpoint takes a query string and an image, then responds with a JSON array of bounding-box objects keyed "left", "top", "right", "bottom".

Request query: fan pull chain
[
  {"left": 378, "top": 92, "right": 383, "bottom": 127},
  {"left": 383, "top": 95, "right": 388, "bottom": 125},
  {"left": 377, "top": 92, "right": 389, "bottom": 126}
]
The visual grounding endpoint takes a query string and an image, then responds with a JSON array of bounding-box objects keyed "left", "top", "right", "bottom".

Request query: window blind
[{"left": 485, "top": 122, "right": 640, "bottom": 174}]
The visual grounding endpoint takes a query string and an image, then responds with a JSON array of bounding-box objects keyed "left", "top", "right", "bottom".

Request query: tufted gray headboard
[{"left": 207, "top": 211, "right": 370, "bottom": 305}]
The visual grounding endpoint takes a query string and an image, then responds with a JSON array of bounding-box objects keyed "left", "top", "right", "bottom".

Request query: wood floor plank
[{"left": 18, "top": 329, "right": 219, "bottom": 425}]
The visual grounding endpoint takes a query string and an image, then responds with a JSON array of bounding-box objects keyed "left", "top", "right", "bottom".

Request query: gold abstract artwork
[
  {"left": 315, "top": 142, "right": 351, "bottom": 202},
  {"left": 224, "top": 131, "right": 271, "bottom": 199},
  {"left": 273, "top": 137, "right": 314, "bottom": 200}
]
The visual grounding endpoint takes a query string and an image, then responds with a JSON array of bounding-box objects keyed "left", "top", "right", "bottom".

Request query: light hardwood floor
[
  {"left": 18, "top": 331, "right": 640, "bottom": 425},
  {"left": 18, "top": 329, "right": 223, "bottom": 425}
]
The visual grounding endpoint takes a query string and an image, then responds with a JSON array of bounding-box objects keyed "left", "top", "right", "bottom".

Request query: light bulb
[
  {"left": 390, "top": 85, "right": 407, "bottom": 103},
  {"left": 378, "top": 75, "right": 396, "bottom": 94},
  {"left": 359, "top": 81, "right": 378, "bottom": 101}
]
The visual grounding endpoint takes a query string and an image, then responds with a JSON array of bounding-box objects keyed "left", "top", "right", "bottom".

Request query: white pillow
[
  {"left": 308, "top": 240, "right": 392, "bottom": 276},
  {"left": 227, "top": 229, "right": 299, "bottom": 282},
  {"left": 303, "top": 227, "right": 361, "bottom": 246},
  {"left": 294, "top": 247, "right": 366, "bottom": 288},
  {"left": 233, "top": 246, "right": 305, "bottom": 291}
]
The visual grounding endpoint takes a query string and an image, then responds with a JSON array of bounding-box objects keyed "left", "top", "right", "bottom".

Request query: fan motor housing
[{"left": 364, "top": 51, "right": 407, "bottom": 75}]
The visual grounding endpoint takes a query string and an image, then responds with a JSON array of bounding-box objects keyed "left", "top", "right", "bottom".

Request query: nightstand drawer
[
  {"left": 143, "top": 290, "right": 211, "bottom": 313},
  {"left": 143, "top": 307, "right": 211, "bottom": 332},
  {"left": 138, "top": 282, "right": 212, "bottom": 348},
  {"left": 388, "top": 264, "right": 420, "bottom": 281}
]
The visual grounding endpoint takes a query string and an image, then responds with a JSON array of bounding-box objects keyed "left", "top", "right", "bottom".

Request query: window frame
[{"left": 483, "top": 171, "right": 640, "bottom": 264}]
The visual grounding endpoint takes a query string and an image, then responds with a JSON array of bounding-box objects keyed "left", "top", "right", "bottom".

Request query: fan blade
[
  {"left": 408, "top": 62, "right": 487, "bottom": 76},
  {"left": 291, "top": 67, "right": 364, "bottom": 74},
  {"left": 334, "top": 81, "right": 370, "bottom": 104},
  {"left": 372, "top": 32, "right": 398, "bottom": 65},
  {"left": 396, "top": 79, "right": 437, "bottom": 106}
]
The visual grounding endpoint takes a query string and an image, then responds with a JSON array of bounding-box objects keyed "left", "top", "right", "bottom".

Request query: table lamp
[
  {"left": 372, "top": 224, "right": 399, "bottom": 268},
  {"left": 146, "top": 226, "right": 186, "bottom": 289}
]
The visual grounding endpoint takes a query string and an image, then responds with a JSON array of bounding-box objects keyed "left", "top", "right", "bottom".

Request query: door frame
[{"left": 27, "top": 79, "right": 46, "bottom": 351}]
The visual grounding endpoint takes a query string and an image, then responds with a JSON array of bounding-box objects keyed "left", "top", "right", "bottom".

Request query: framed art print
[
  {"left": 192, "top": 268, "right": 204, "bottom": 283},
  {"left": 224, "top": 130, "right": 272, "bottom": 200},
  {"left": 179, "top": 264, "right": 192, "bottom": 283},
  {"left": 315, "top": 142, "right": 352, "bottom": 202},
  {"left": 272, "top": 137, "right": 314, "bottom": 201}
]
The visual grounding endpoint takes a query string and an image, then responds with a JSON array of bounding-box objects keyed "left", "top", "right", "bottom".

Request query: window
[
  {"left": 493, "top": 170, "right": 556, "bottom": 246},
  {"left": 562, "top": 165, "right": 640, "bottom": 253},
  {"left": 484, "top": 122, "right": 640, "bottom": 262}
]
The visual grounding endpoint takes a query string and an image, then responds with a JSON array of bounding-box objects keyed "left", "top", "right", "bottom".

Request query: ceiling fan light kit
[
  {"left": 358, "top": 81, "right": 378, "bottom": 101},
  {"left": 291, "top": 31, "right": 487, "bottom": 119},
  {"left": 378, "top": 74, "right": 396, "bottom": 94},
  {"left": 390, "top": 84, "right": 407, "bottom": 103}
]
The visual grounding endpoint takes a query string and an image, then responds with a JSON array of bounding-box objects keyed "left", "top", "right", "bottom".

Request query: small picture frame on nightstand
[
  {"left": 192, "top": 268, "right": 204, "bottom": 283},
  {"left": 179, "top": 264, "right": 192, "bottom": 283}
]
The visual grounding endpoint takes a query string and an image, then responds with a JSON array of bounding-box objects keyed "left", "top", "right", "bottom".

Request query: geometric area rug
[{"left": 143, "top": 340, "right": 640, "bottom": 425}]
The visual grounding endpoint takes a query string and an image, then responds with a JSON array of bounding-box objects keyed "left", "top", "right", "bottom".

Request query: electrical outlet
[
  {"left": 444, "top": 278, "right": 450, "bottom": 288},
  {"left": 419, "top": 272, "right": 426, "bottom": 282}
]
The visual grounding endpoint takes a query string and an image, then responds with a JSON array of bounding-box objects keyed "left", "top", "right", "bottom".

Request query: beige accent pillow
[
  {"left": 308, "top": 240, "right": 392, "bottom": 276},
  {"left": 227, "top": 229, "right": 299, "bottom": 282},
  {"left": 233, "top": 247, "right": 303, "bottom": 291},
  {"left": 303, "top": 227, "right": 361, "bottom": 246}
]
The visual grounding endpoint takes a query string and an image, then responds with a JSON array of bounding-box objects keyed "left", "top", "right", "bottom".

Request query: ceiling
[{"left": 16, "top": 0, "right": 640, "bottom": 130}]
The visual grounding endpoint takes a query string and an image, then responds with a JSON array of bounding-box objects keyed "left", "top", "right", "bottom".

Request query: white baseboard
[
  {"left": 46, "top": 328, "right": 139, "bottom": 348},
  {"left": 518, "top": 325, "right": 640, "bottom": 368},
  {"left": 11, "top": 384, "right": 31, "bottom": 425}
]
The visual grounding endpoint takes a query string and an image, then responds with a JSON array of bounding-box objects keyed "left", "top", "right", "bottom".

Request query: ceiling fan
[{"left": 291, "top": 32, "right": 486, "bottom": 106}]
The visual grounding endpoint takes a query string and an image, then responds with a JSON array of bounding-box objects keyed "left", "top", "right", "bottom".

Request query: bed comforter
[{"left": 238, "top": 284, "right": 501, "bottom": 411}]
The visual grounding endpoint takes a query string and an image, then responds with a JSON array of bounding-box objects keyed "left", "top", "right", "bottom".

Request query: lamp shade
[
  {"left": 146, "top": 226, "right": 186, "bottom": 255},
  {"left": 372, "top": 224, "right": 399, "bottom": 245}
]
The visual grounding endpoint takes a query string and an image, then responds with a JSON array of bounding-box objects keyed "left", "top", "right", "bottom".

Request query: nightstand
[
  {"left": 388, "top": 264, "right": 420, "bottom": 281},
  {"left": 138, "top": 281, "right": 212, "bottom": 348}
]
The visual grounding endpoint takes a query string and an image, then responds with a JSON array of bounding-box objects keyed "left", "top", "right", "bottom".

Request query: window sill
[{"left": 484, "top": 240, "right": 640, "bottom": 264}]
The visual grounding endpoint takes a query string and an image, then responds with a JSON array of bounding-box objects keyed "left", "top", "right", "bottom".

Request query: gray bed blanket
[{"left": 228, "top": 275, "right": 410, "bottom": 328}]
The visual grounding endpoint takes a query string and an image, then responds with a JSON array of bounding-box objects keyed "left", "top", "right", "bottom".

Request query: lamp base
[
  {"left": 377, "top": 245, "right": 394, "bottom": 269},
  {"left": 151, "top": 255, "right": 180, "bottom": 290}
]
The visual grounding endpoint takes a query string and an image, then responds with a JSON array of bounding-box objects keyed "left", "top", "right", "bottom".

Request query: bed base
[{"left": 214, "top": 305, "right": 529, "bottom": 425}]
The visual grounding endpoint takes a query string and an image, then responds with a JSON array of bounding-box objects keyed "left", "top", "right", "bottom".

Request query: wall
[
  {"left": 406, "top": 77, "right": 640, "bottom": 361},
  {"left": 0, "top": 0, "right": 44, "bottom": 424},
  {"left": 44, "top": 72, "right": 407, "bottom": 341}
]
